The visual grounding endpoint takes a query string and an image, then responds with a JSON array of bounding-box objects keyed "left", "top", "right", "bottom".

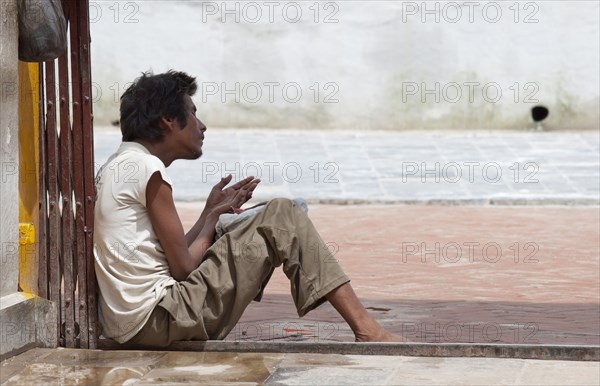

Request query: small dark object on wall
[{"left": 531, "top": 106, "right": 549, "bottom": 131}]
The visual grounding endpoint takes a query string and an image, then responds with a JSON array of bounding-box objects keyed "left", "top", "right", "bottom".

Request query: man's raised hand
[{"left": 205, "top": 175, "right": 261, "bottom": 215}]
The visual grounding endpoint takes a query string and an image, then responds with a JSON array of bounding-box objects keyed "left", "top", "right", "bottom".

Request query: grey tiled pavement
[
  {"left": 3, "top": 348, "right": 599, "bottom": 385},
  {"left": 94, "top": 129, "right": 600, "bottom": 204}
]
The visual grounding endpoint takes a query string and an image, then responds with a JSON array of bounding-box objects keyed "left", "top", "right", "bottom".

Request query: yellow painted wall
[{"left": 18, "top": 62, "right": 39, "bottom": 295}]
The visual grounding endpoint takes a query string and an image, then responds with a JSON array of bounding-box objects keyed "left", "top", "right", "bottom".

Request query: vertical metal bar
[
  {"left": 77, "top": 0, "right": 98, "bottom": 349},
  {"left": 70, "top": 0, "right": 88, "bottom": 349},
  {"left": 38, "top": 62, "right": 48, "bottom": 301},
  {"left": 44, "top": 60, "right": 61, "bottom": 346},
  {"left": 57, "top": 7, "right": 76, "bottom": 346}
]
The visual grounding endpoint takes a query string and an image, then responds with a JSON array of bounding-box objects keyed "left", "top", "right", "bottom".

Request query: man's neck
[{"left": 133, "top": 139, "right": 175, "bottom": 167}]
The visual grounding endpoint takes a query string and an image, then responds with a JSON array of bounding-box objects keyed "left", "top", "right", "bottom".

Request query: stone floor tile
[
  {"left": 343, "top": 355, "right": 409, "bottom": 368},
  {"left": 3, "top": 363, "right": 150, "bottom": 385},
  {"left": 515, "top": 360, "right": 600, "bottom": 386},
  {"left": 386, "top": 357, "right": 524, "bottom": 386},
  {"left": 40, "top": 348, "right": 167, "bottom": 367},
  {"left": 277, "top": 353, "right": 357, "bottom": 367},
  {"left": 0, "top": 348, "right": 53, "bottom": 384},
  {"left": 0, "top": 348, "right": 167, "bottom": 385},
  {"left": 136, "top": 351, "right": 283, "bottom": 384},
  {"left": 265, "top": 366, "right": 395, "bottom": 386}
]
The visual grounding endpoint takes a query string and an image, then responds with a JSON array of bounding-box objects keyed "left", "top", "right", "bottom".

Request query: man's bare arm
[
  {"left": 184, "top": 175, "right": 260, "bottom": 246},
  {"left": 146, "top": 172, "right": 257, "bottom": 281}
]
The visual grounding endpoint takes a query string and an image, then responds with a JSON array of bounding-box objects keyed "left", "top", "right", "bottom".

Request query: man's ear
[{"left": 159, "top": 116, "right": 177, "bottom": 132}]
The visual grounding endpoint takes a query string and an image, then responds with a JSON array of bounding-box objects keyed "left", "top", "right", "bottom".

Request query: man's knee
[
  {"left": 259, "top": 198, "right": 306, "bottom": 227},
  {"left": 264, "top": 197, "right": 296, "bottom": 215}
]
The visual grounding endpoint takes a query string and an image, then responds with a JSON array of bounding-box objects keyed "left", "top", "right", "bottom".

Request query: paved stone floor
[
  {"left": 94, "top": 129, "right": 600, "bottom": 204},
  {"left": 174, "top": 203, "right": 600, "bottom": 346},
  {"left": 2, "top": 348, "right": 599, "bottom": 385}
]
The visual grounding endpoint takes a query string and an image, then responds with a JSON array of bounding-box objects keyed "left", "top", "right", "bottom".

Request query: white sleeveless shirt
[{"left": 94, "top": 141, "right": 176, "bottom": 343}]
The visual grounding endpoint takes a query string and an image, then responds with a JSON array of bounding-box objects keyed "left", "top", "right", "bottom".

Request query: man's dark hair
[{"left": 120, "top": 70, "right": 198, "bottom": 142}]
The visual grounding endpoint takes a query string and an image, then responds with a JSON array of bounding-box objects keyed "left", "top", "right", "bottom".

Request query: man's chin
[{"left": 183, "top": 150, "right": 202, "bottom": 160}]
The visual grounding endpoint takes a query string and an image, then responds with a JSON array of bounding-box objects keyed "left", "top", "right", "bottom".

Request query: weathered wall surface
[
  {"left": 90, "top": 1, "right": 599, "bottom": 130},
  {"left": 1, "top": 1, "right": 58, "bottom": 359},
  {"left": 1, "top": 0, "right": 20, "bottom": 297}
]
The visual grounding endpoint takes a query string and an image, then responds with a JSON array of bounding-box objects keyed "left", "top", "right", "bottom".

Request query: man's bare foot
[
  {"left": 355, "top": 327, "right": 406, "bottom": 342},
  {"left": 324, "top": 283, "right": 407, "bottom": 343}
]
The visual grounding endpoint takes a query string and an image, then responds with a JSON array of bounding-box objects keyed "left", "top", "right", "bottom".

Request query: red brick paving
[{"left": 176, "top": 203, "right": 600, "bottom": 345}]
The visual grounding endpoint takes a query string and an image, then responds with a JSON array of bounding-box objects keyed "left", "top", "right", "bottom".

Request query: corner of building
[{"left": 1, "top": 0, "right": 58, "bottom": 359}]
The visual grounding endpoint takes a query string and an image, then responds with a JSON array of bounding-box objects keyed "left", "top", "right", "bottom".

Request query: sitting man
[{"left": 94, "top": 70, "right": 401, "bottom": 346}]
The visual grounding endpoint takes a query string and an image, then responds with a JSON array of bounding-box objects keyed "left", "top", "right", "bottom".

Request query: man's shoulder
[{"left": 100, "top": 149, "right": 165, "bottom": 177}]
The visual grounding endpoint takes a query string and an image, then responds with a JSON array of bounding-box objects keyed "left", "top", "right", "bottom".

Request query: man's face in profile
[{"left": 173, "top": 95, "right": 206, "bottom": 160}]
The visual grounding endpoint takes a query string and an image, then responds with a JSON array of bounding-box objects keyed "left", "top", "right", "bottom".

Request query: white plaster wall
[
  {"left": 90, "top": 1, "right": 599, "bottom": 130},
  {"left": 0, "top": 0, "right": 20, "bottom": 298}
]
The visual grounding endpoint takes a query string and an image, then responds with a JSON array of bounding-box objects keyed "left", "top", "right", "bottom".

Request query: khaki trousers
[{"left": 130, "top": 198, "right": 349, "bottom": 346}]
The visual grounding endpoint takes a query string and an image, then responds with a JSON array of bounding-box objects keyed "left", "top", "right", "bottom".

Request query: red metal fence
[{"left": 38, "top": 0, "right": 97, "bottom": 349}]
